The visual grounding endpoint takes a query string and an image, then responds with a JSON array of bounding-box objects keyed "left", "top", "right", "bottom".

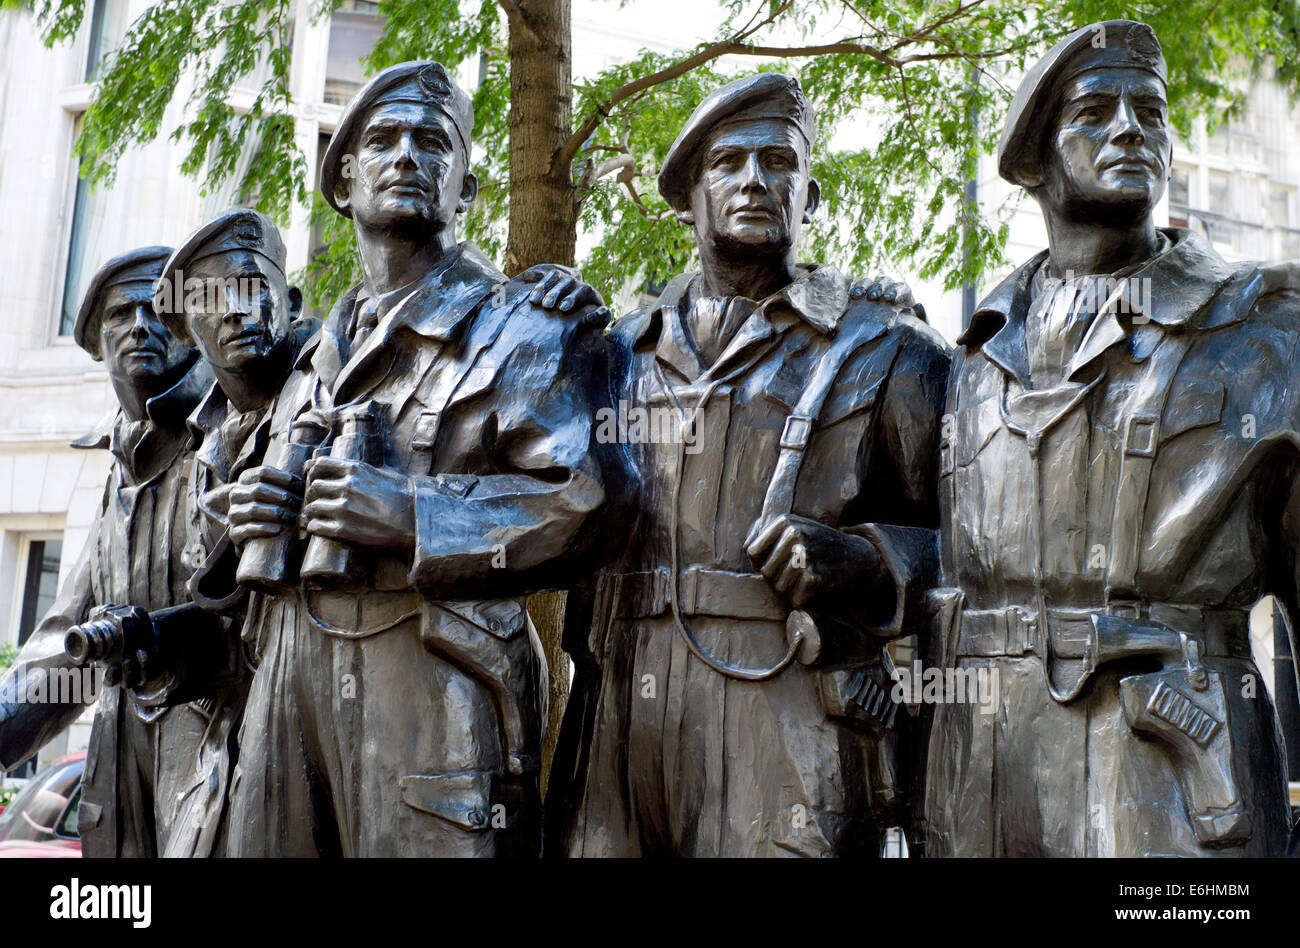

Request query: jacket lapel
[{"left": 332, "top": 243, "right": 504, "bottom": 406}]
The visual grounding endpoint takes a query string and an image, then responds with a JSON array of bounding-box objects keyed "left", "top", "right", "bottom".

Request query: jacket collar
[
  {"left": 635, "top": 264, "right": 850, "bottom": 381},
  {"left": 298, "top": 241, "right": 504, "bottom": 401},
  {"left": 98, "top": 355, "right": 212, "bottom": 484},
  {"left": 960, "top": 228, "right": 1238, "bottom": 385},
  {"left": 635, "top": 263, "right": 849, "bottom": 347}
]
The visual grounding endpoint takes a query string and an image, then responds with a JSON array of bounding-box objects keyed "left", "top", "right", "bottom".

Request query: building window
[
  {"left": 84, "top": 0, "right": 129, "bottom": 83},
  {"left": 1270, "top": 186, "right": 1294, "bottom": 228},
  {"left": 57, "top": 151, "right": 111, "bottom": 337},
  {"left": 17, "top": 537, "right": 63, "bottom": 649},
  {"left": 1169, "top": 165, "right": 1191, "bottom": 207},
  {"left": 323, "top": 1, "right": 384, "bottom": 106},
  {"left": 1208, "top": 171, "right": 1231, "bottom": 213}
]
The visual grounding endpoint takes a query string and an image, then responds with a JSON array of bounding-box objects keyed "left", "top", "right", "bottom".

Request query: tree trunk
[
  {"left": 505, "top": 0, "right": 575, "bottom": 272},
  {"left": 504, "top": 0, "right": 576, "bottom": 795}
]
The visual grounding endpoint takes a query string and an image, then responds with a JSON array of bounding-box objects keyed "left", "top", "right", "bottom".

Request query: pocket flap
[
  {"left": 1161, "top": 379, "right": 1224, "bottom": 442},
  {"left": 399, "top": 771, "right": 494, "bottom": 831},
  {"left": 439, "top": 598, "right": 526, "bottom": 639}
]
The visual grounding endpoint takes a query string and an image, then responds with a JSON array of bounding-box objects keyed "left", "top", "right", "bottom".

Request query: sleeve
[
  {"left": 0, "top": 523, "right": 99, "bottom": 770},
  {"left": 407, "top": 308, "right": 611, "bottom": 600},
  {"left": 836, "top": 318, "right": 951, "bottom": 638}
]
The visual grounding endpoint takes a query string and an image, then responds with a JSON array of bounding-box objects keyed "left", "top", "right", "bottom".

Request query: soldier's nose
[
  {"left": 129, "top": 305, "right": 153, "bottom": 338},
  {"left": 394, "top": 132, "right": 419, "bottom": 169},
  {"left": 1110, "top": 98, "right": 1145, "bottom": 145}
]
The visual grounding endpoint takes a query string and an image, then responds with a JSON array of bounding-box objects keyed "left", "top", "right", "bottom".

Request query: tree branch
[
  {"left": 497, "top": 0, "right": 540, "bottom": 46},
  {"left": 551, "top": 27, "right": 1022, "bottom": 178},
  {"left": 550, "top": 0, "right": 793, "bottom": 176}
]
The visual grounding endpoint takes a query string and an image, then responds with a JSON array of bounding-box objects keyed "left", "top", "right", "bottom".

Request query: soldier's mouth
[
  {"left": 223, "top": 328, "right": 266, "bottom": 347},
  {"left": 383, "top": 180, "right": 431, "bottom": 196}
]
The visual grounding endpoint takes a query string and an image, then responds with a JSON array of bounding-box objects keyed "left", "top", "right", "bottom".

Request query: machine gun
[{"left": 65, "top": 602, "right": 232, "bottom": 707}]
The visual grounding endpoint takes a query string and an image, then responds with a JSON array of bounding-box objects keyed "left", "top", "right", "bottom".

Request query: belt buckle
[
  {"left": 1107, "top": 599, "right": 1143, "bottom": 619},
  {"left": 1007, "top": 606, "right": 1035, "bottom": 655}
]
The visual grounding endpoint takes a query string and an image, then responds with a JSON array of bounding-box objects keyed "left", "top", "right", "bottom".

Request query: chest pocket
[
  {"left": 1159, "top": 377, "right": 1224, "bottom": 444},
  {"left": 401, "top": 361, "right": 504, "bottom": 474}
]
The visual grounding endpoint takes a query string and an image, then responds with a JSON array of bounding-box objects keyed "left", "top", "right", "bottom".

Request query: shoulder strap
[
  {"left": 1105, "top": 331, "right": 1193, "bottom": 602},
  {"left": 1106, "top": 267, "right": 1265, "bottom": 602},
  {"left": 747, "top": 310, "right": 885, "bottom": 544}
]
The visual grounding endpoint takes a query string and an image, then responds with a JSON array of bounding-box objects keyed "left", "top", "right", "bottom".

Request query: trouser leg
[
  {"left": 226, "top": 597, "right": 339, "bottom": 857},
  {"left": 557, "top": 621, "right": 643, "bottom": 857},
  {"left": 635, "top": 617, "right": 876, "bottom": 857},
  {"left": 320, "top": 621, "right": 525, "bottom": 857}
]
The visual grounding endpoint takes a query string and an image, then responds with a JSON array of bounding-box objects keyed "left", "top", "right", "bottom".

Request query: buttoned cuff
[{"left": 408, "top": 473, "right": 484, "bottom": 593}]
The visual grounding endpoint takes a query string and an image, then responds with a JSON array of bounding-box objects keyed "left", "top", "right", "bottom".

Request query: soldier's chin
[
  {"left": 1060, "top": 184, "right": 1158, "bottom": 227},
  {"left": 715, "top": 225, "right": 793, "bottom": 256},
  {"left": 358, "top": 198, "right": 441, "bottom": 235}
]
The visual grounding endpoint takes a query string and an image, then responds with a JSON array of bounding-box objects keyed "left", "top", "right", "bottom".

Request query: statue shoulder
[
  {"left": 839, "top": 293, "right": 951, "bottom": 362},
  {"left": 1220, "top": 260, "right": 1300, "bottom": 336},
  {"left": 606, "top": 306, "right": 653, "bottom": 351}
]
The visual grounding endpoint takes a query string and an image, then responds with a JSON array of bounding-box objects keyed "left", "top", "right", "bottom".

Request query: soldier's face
[
  {"left": 342, "top": 103, "right": 472, "bottom": 233},
  {"left": 98, "top": 280, "right": 192, "bottom": 387},
  {"left": 1041, "top": 68, "right": 1171, "bottom": 222},
  {"left": 687, "top": 118, "right": 817, "bottom": 255},
  {"left": 183, "top": 250, "right": 294, "bottom": 371}
]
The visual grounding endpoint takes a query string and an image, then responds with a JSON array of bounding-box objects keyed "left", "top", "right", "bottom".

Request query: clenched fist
[
  {"left": 227, "top": 465, "right": 303, "bottom": 549},
  {"left": 746, "top": 513, "right": 882, "bottom": 609},
  {"left": 302, "top": 456, "right": 416, "bottom": 552}
]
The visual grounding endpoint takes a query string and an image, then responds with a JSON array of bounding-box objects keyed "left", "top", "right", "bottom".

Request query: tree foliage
[{"left": 10, "top": 0, "right": 1300, "bottom": 306}]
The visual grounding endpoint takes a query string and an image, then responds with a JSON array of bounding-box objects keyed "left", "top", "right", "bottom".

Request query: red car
[{"left": 0, "top": 752, "right": 84, "bottom": 857}]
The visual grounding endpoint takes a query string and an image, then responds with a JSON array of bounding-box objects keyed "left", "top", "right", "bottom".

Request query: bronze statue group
[{"left": 3, "top": 20, "right": 1299, "bottom": 857}]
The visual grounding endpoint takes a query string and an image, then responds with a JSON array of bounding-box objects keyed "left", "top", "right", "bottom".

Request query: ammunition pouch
[{"left": 1119, "top": 665, "right": 1250, "bottom": 845}]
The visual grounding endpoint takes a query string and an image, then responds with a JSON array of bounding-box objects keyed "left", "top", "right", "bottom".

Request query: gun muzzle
[{"left": 64, "top": 618, "right": 122, "bottom": 667}]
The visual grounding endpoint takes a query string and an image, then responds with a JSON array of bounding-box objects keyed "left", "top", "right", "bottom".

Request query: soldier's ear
[
  {"left": 803, "top": 177, "right": 821, "bottom": 224},
  {"left": 457, "top": 171, "right": 479, "bottom": 214},
  {"left": 172, "top": 317, "right": 196, "bottom": 349},
  {"left": 287, "top": 285, "right": 303, "bottom": 319},
  {"left": 332, "top": 177, "right": 353, "bottom": 215},
  {"left": 1017, "top": 162, "right": 1045, "bottom": 189}
]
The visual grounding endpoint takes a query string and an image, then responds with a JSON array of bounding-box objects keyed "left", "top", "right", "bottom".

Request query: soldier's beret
[
  {"left": 74, "top": 245, "right": 172, "bottom": 360},
  {"left": 320, "top": 60, "right": 475, "bottom": 217},
  {"left": 998, "top": 20, "right": 1167, "bottom": 188},
  {"left": 658, "top": 72, "right": 816, "bottom": 212},
  {"left": 155, "top": 209, "right": 286, "bottom": 338}
]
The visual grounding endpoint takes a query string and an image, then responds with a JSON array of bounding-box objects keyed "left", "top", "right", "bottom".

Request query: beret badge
[
  {"left": 233, "top": 217, "right": 262, "bottom": 247},
  {"left": 418, "top": 64, "right": 452, "bottom": 100},
  {"left": 1124, "top": 23, "right": 1162, "bottom": 69}
]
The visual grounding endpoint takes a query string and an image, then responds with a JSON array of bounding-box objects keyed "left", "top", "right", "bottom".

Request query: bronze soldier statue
[
  {"left": 0, "top": 247, "right": 215, "bottom": 856},
  {"left": 222, "top": 61, "right": 617, "bottom": 857},
  {"left": 550, "top": 73, "right": 949, "bottom": 857},
  {"left": 925, "top": 20, "right": 1297, "bottom": 856},
  {"left": 149, "top": 208, "right": 318, "bottom": 857}
]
